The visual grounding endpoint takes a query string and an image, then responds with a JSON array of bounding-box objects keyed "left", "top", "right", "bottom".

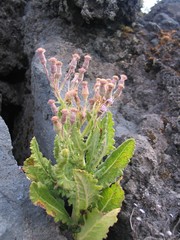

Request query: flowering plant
[{"left": 23, "top": 48, "right": 135, "bottom": 240}]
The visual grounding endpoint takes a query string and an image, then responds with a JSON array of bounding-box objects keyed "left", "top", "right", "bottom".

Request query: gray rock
[
  {"left": 0, "top": 0, "right": 180, "bottom": 240},
  {"left": 33, "top": 0, "right": 142, "bottom": 27},
  {"left": 154, "top": 13, "right": 179, "bottom": 29},
  {"left": 145, "top": 22, "right": 161, "bottom": 33},
  {"left": 0, "top": 116, "right": 67, "bottom": 240}
]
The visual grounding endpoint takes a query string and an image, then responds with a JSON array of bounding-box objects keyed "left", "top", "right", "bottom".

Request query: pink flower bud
[
  {"left": 89, "top": 98, "right": 95, "bottom": 109},
  {"left": 70, "top": 108, "right": 78, "bottom": 125},
  {"left": 106, "top": 78, "right": 112, "bottom": 83},
  {"left": 48, "top": 99, "right": 58, "bottom": 115},
  {"left": 51, "top": 116, "right": 59, "bottom": 123},
  {"left": 72, "top": 53, "right": 80, "bottom": 60},
  {"left": 78, "top": 67, "right": 86, "bottom": 82},
  {"left": 61, "top": 109, "right": 69, "bottom": 125},
  {"left": 48, "top": 99, "right": 55, "bottom": 105},
  {"left": 99, "top": 79, "right": 107, "bottom": 97},
  {"left": 36, "top": 48, "right": 47, "bottom": 65},
  {"left": 120, "top": 74, "right": 127, "bottom": 81},
  {"left": 69, "top": 53, "right": 80, "bottom": 72},
  {"left": 113, "top": 84, "right": 124, "bottom": 99},
  {"left": 65, "top": 91, "right": 73, "bottom": 104},
  {"left": 82, "top": 54, "right": 91, "bottom": 70},
  {"left": 49, "top": 57, "right": 57, "bottom": 74},
  {"left": 100, "top": 104, "right": 108, "bottom": 113},
  {"left": 81, "top": 81, "right": 89, "bottom": 100},
  {"left": 96, "top": 78, "right": 101, "bottom": 83},
  {"left": 51, "top": 116, "right": 62, "bottom": 133},
  {"left": 56, "top": 61, "right": 63, "bottom": 74},
  {"left": 106, "top": 98, "right": 114, "bottom": 105},
  {"left": 71, "top": 73, "right": 79, "bottom": 89},
  {"left": 105, "top": 83, "right": 115, "bottom": 99},
  {"left": 94, "top": 82, "right": 101, "bottom": 100},
  {"left": 118, "top": 75, "right": 127, "bottom": 85},
  {"left": 111, "top": 75, "right": 119, "bottom": 84},
  {"left": 118, "top": 83, "right": 125, "bottom": 90},
  {"left": 73, "top": 92, "right": 81, "bottom": 107}
]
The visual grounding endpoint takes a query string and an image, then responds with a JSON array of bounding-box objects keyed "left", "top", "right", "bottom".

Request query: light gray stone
[{"left": 0, "top": 116, "right": 67, "bottom": 240}]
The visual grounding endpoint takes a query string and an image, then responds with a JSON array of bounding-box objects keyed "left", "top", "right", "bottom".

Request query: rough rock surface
[
  {"left": 0, "top": 0, "right": 33, "bottom": 165},
  {"left": 0, "top": 0, "right": 180, "bottom": 239},
  {"left": 29, "top": 0, "right": 142, "bottom": 27},
  {"left": 0, "top": 117, "right": 67, "bottom": 240}
]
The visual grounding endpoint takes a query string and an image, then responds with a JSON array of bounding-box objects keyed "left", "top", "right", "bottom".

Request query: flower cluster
[{"left": 36, "top": 48, "right": 127, "bottom": 136}]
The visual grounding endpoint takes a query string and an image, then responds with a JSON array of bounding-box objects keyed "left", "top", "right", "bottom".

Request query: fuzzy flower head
[
  {"left": 36, "top": 48, "right": 47, "bottom": 65},
  {"left": 36, "top": 48, "right": 128, "bottom": 135}
]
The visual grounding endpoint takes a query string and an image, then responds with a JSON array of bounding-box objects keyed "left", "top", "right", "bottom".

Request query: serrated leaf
[
  {"left": 53, "top": 135, "right": 62, "bottom": 163},
  {"left": 30, "top": 182, "right": 71, "bottom": 224},
  {"left": 101, "top": 112, "right": 115, "bottom": 155},
  {"left": 97, "top": 182, "right": 124, "bottom": 212},
  {"left": 54, "top": 162, "right": 75, "bottom": 200},
  {"left": 71, "top": 169, "right": 102, "bottom": 222},
  {"left": 85, "top": 127, "right": 101, "bottom": 168},
  {"left": 91, "top": 112, "right": 115, "bottom": 170},
  {"left": 71, "top": 127, "right": 86, "bottom": 153},
  {"left": 75, "top": 208, "right": 120, "bottom": 240},
  {"left": 70, "top": 127, "right": 86, "bottom": 168},
  {"left": 95, "top": 138, "right": 135, "bottom": 187},
  {"left": 23, "top": 137, "right": 55, "bottom": 186}
]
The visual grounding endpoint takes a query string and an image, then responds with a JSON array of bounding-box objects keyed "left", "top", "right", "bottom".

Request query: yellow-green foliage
[{"left": 23, "top": 49, "right": 135, "bottom": 240}]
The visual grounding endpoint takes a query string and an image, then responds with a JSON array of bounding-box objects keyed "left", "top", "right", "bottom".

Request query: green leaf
[
  {"left": 53, "top": 135, "right": 62, "bottom": 163},
  {"left": 91, "top": 112, "right": 115, "bottom": 170},
  {"left": 54, "top": 162, "right": 75, "bottom": 199},
  {"left": 82, "top": 112, "right": 94, "bottom": 137},
  {"left": 95, "top": 138, "right": 135, "bottom": 187},
  {"left": 71, "top": 127, "right": 86, "bottom": 153},
  {"left": 97, "top": 182, "right": 124, "bottom": 212},
  {"left": 71, "top": 169, "right": 102, "bottom": 222},
  {"left": 75, "top": 208, "right": 120, "bottom": 240},
  {"left": 23, "top": 137, "right": 55, "bottom": 186},
  {"left": 100, "top": 112, "right": 115, "bottom": 155},
  {"left": 70, "top": 127, "right": 86, "bottom": 167},
  {"left": 30, "top": 182, "right": 71, "bottom": 224},
  {"left": 85, "top": 127, "right": 101, "bottom": 169}
]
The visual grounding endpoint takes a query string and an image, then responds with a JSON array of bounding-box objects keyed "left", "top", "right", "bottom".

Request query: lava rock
[
  {"left": 34, "top": 0, "right": 142, "bottom": 27},
  {"left": 0, "top": 116, "right": 67, "bottom": 240}
]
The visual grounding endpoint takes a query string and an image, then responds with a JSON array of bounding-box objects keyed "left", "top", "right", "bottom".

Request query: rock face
[
  {"left": 30, "top": 0, "right": 142, "bottom": 26},
  {"left": 0, "top": 0, "right": 180, "bottom": 240},
  {"left": 0, "top": 0, "right": 33, "bottom": 165},
  {"left": 0, "top": 117, "right": 67, "bottom": 240}
]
